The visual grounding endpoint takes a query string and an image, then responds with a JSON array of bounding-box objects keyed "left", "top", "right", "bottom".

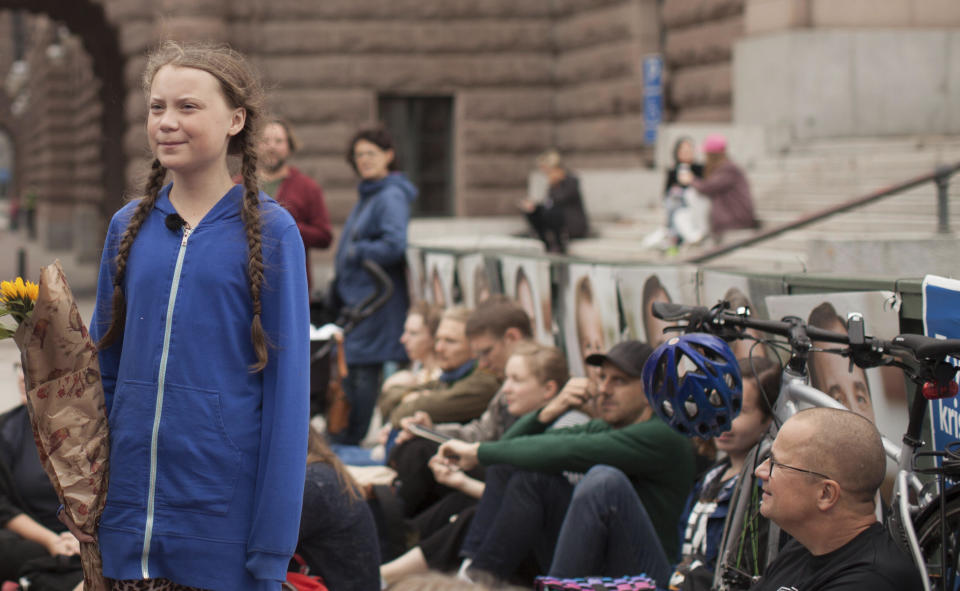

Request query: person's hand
[
  {"left": 396, "top": 411, "right": 434, "bottom": 445},
  {"left": 538, "top": 377, "right": 593, "bottom": 424},
  {"left": 48, "top": 531, "right": 81, "bottom": 556},
  {"left": 382, "top": 370, "right": 417, "bottom": 392},
  {"left": 376, "top": 423, "right": 393, "bottom": 445},
  {"left": 428, "top": 452, "right": 467, "bottom": 490},
  {"left": 517, "top": 198, "right": 536, "bottom": 214},
  {"left": 438, "top": 439, "right": 480, "bottom": 472},
  {"left": 401, "top": 390, "right": 423, "bottom": 404},
  {"left": 57, "top": 508, "right": 94, "bottom": 544},
  {"left": 677, "top": 168, "right": 694, "bottom": 186}
]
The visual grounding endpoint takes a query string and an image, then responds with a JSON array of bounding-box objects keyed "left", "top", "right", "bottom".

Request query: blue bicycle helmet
[{"left": 642, "top": 333, "right": 742, "bottom": 438}]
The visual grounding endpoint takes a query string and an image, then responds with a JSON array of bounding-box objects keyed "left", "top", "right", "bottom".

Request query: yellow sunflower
[{"left": 0, "top": 277, "right": 38, "bottom": 337}]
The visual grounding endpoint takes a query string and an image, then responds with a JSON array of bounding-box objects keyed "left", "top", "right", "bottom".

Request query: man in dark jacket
[
  {"left": 258, "top": 117, "right": 333, "bottom": 292},
  {"left": 519, "top": 149, "right": 589, "bottom": 253}
]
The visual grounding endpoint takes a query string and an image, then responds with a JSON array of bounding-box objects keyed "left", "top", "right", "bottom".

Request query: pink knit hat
[{"left": 703, "top": 134, "right": 727, "bottom": 154}]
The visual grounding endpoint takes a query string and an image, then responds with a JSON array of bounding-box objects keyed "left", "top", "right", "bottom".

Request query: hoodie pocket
[
  {"left": 105, "top": 380, "right": 155, "bottom": 508},
  {"left": 154, "top": 383, "right": 242, "bottom": 515}
]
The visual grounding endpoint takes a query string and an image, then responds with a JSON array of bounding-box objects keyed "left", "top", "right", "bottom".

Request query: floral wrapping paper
[{"left": 13, "top": 260, "right": 109, "bottom": 591}]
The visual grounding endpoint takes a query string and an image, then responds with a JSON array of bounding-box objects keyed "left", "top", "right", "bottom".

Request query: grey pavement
[{"left": 1, "top": 216, "right": 99, "bottom": 412}]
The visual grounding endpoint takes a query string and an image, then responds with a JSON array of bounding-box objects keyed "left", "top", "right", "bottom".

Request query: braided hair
[{"left": 98, "top": 41, "right": 270, "bottom": 371}]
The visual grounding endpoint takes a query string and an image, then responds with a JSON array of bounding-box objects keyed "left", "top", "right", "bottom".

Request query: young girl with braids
[{"left": 63, "top": 41, "right": 310, "bottom": 590}]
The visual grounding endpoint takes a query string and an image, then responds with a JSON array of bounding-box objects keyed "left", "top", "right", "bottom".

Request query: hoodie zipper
[{"left": 141, "top": 225, "right": 191, "bottom": 578}]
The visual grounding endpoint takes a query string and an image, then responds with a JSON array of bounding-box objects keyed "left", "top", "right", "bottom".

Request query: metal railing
[{"left": 685, "top": 161, "right": 960, "bottom": 265}]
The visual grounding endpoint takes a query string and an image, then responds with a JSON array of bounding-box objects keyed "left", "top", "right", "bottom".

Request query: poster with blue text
[{"left": 922, "top": 275, "right": 960, "bottom": 452}]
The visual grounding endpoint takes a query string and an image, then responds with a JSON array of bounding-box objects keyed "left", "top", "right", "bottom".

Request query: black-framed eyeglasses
[{"left": 767, "top": 455, "right": 833, "bottom": 481}]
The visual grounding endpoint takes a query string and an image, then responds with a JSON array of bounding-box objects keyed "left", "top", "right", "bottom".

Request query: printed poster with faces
[
  {"left": 500, "top": 255, "right": 554, "bottom": 346},
  {"left": 765, "top": 291, "right": 908, "bottom": 457},
  {"left": 457, "top": 253, "right": 498, "bottom": 309},
  {"left": 423, "top": 251, "right": 457, "bottom": 308},
  {"left": 560, "top": 263, "right": 621, "bottom": 378},
  {"left": 616, "top": 265, "right": 698, "bottom": 348},
  {"left": 405, "top": 247, "right": 425, "bottom": 303}
]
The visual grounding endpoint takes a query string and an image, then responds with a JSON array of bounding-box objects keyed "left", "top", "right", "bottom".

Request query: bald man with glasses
[{"left": 750, "top": 407, "right": 922, "bottom": 590}]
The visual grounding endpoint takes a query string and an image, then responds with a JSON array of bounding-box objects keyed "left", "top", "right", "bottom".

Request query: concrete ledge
[{"left": 807, "top": 235, "right": 960, "bottom": 277}]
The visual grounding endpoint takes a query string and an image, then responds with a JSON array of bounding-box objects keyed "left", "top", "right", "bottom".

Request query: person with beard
[{"left": 258, "top": 117, "right": 333, "bottom": 292}]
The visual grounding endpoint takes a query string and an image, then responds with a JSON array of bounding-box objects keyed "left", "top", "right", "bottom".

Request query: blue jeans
[
  {"left": 549, "top": 465, "right": 672, "bottom": 586},
  {"left": 333, "top": 363, "right": 382, "bottom": 445},
  {"left": 461, "top": 465, "right": 574, "bottom": 581}
]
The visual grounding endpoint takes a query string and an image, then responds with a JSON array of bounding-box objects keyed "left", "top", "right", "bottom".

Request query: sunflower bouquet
[
  {"left": 9, "top": 262, "right": 109, "bottom": 591},
  {"left": 0, "top": 276, "right": 39, "bottom": 338}
]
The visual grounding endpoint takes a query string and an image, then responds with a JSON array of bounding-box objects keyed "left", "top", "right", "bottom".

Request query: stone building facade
[
  {"left": 2, "top": 0, "right": 958, "bottom": 260},
  {"left": 0, "top": 0, "right": 674, "bottom": 258}
]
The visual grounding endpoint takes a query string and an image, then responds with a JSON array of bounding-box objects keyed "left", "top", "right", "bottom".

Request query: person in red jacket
[{"left": 258, "top": 117, "right": 333, "bottom": 292}]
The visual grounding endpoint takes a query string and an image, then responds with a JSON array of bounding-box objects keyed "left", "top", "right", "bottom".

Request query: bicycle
[{"left": 649, "top": 300, "right": 960, "bottom": 591}]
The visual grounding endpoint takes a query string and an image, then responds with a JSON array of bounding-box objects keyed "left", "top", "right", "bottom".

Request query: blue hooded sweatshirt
[
  {"left": 334, "top": 172, "right": 417, "bottom": 365},
  {"left": 91, "top": 184, "right": 310, "bottom": 590}
]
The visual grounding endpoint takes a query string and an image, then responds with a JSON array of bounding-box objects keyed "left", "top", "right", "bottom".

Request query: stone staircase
[{"left": 569, "top": 135, "right": 960, "bottom": 275}]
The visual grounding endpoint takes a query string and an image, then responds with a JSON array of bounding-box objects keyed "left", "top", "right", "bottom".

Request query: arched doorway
[{"left": 0, "top": 1, "right": 124, "bottom": 259}]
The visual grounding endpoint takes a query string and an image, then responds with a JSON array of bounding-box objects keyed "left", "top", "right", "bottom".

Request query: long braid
[
  {"left": 98, "top": 159, "right": 167, "bottom": 350},
  {"left": 239, "top": 135, "right": 269, "bottom": 372}
]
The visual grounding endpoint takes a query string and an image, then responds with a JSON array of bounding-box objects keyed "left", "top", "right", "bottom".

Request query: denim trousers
[
  {"left": 461, "top": 465, "right": 574, "bottom": 581},
  {"left": 549, "top": 465, "right": 672, "bottom": 586},
  {"left": 333, "top": 362, "right": 382, "bottom": 445}
]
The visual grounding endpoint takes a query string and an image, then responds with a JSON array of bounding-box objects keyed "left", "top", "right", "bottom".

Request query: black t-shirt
[{"left": 750, "top": 522, "right": 923, "bottom": 591}]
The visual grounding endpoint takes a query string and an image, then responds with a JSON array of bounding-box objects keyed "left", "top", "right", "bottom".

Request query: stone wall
[
  {"left": 746, "top": 0, "right": 960, "bottom": 34},
  {"left": 8, "top": 0, "right": 959, "bottom": 261},
  {"left": 553, "top": 0, "right": 659, "bottom": 170},
  {"left": 662, "top": 0, "right": 743, "bottom": 122},
  {"left": 2, "top": 0, "right": 672, "bottom": 238},
  {"left": 231, "top": 0, "right": 557, "bottom": 219}
]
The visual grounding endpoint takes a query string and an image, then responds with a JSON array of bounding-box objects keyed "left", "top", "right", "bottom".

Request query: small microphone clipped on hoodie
[{"left": 165, "top": 213, "right": 186, "bottom": 232}]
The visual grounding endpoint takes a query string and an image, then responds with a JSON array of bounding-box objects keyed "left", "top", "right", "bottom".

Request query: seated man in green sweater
[{"left": 438, "top": 340, "right": 696, "bottom": 584}]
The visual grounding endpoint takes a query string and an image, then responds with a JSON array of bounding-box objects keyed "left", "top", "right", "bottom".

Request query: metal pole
[
  {"left": 17, "top": 247, "right": 26, "bottom": 279},
  {"left": 935, "top": 165, "right": 950, "bottom": 234}
]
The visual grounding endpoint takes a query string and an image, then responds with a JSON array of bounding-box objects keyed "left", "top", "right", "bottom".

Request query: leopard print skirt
[{"left": 108, "top": 579, "right": 207, "bottom": 591}]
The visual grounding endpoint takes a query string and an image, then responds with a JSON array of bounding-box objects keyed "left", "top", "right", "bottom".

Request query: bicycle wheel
[{"left": 913, "top": 485, "right": 960, "bottom": 591}]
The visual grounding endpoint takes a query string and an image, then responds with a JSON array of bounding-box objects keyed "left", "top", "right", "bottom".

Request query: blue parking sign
[{"left": 642, "top": 55, "right": 663, "bottom": 145}]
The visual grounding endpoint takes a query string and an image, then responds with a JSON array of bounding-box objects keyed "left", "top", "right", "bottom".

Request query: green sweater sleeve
[
  {"left": 477, "top": 417, "right": 687, "bottom": 478},
  {"left": 498, "top": 409, "right": 551, "bottom": 439}
]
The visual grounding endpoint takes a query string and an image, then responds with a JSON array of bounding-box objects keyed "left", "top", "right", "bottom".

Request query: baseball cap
[{"left": 585, "top": 341, "right": 653, "bottom": 378}]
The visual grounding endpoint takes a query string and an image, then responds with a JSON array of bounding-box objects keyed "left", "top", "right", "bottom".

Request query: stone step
[{"left": 787, "top": 135, "right": 960, "bottom": 154}]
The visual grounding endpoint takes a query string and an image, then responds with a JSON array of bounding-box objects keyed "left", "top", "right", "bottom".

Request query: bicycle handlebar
[{"left": 651, "top": 301, "right": 960, "bottom": 385}]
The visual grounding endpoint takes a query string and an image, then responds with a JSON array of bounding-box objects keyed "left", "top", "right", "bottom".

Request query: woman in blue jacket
[
  {"left": 63, "top": 42, "right": 310, "bottom": 590},
  {"left": 333, "top": 127, "right": 418, "bottom": 445}
]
